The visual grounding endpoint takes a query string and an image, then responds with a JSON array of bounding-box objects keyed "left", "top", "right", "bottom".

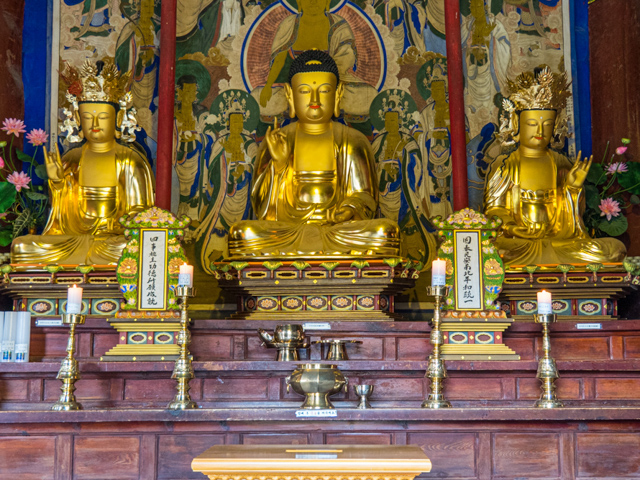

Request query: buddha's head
[
  {"left": 78, "top": 102, "right": 119, "bottom": 146},
  {"left": 285, "top": 50, "right": 344, "bottom": 124},
  {"left": 177, "top": 75, "right": 198, "bottom": 106},
  {"left": 384, "top": 111, "right": 400, "bottom": 135},
  {"left": 470, "top": 0, "right": 486, "bottom": 20},
  {"left": 518, "top": 109, "right": 556, "bottom": 152},
  {"left": 298, "top": 0, "right": 331, "bottom": 16}
]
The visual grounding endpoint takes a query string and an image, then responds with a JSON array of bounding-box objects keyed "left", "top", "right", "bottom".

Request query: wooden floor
[{"left": 1, "top": 319, "right": 640, "bottom": 479}]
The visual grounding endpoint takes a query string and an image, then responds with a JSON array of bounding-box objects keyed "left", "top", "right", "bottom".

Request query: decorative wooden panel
[
  {"left": 492, "top": 433, "right": 560, "bottom": 478},
  {"left": 549, "top": 337, "right": 610, "bottom": 361},
  {"left": 407, "top": 432, "right": 478, "bottom": 479},
  {"left": 595, "top": 378, "right": 640, "bottom": 400},
  {"left": 0, "top": 436, "right": 56, "bottom": 480},
  {"left": 517, "top": 377, "right": 583, "bottom": 400},
  {"left": 576, "top": 433, "right": 640, "bottom": 478},
  {"left": 157, "top": 435, "right": 225, "bottom": 480},
  {"left": 202, "top": 377, "right": 269, "bottom": 400},
  {"left": 74, "top": 436, "right": 141, "bottom": 479}
]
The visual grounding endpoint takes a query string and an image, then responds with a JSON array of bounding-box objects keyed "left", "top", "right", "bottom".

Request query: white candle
[
  {"left": 1, "top": 312, "right": 16, "bottom": 362},
  {"left": 537, "top": 290, "right": 552, "bottom": 314},
  {"left": 67, "top": 285, "right": 83, "bottom": 314},
  {"left": 431, "top": 258, "right": 447, "bottom": 287},
  {"left": 178, "top": 263, "right": 194, "bottom": 287},
  {"left": 14, "top": 312, "right": 31, "bottom": 363}
]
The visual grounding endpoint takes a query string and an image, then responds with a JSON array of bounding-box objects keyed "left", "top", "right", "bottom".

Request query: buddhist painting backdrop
[{"left": 53, "top": 0, "right": 574, "bottom": 273}]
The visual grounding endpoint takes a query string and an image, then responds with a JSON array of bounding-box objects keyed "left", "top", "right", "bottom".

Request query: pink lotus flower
[
  {"left": 7, "top": 171, "right": 31, "bottom": 192},
  {"left": 616, "top": 146, "right": 628, "bottom": 155},
  {"left": 1, "top": 118, "right": 26, "bottom": 137},
  {"left": 606, "top": 162, "right": 628, "bottom": 175},
  {"left": 0, "top": 157, "right": 4, "bottom": 169},
  {"left": 599, "top": 197, "right": 621, "bottom": 221},
  {"left": 26, "top": 128, "right": 48, "bottom": 146}
]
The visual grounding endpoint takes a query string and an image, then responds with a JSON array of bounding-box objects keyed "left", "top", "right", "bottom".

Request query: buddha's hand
[
  {"left": 566, "top": 150, "right": 593, "bottom": 189},
  {"left": 43, "top": 144, "right": 64, "bottom": 183},
  {"left": 333, "top": 205, "right": 356, "bottom": 223},
  {"left": 265, "top": 118, "right": 290, "bottom": 171},
  {"left": 504, "top": 223, "right": 547, "bottom": 239}
]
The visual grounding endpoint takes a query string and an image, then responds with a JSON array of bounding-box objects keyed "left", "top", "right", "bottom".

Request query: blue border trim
[
  {"left": 570, "top": 0, "right": 592, "bottom": 156},
  {"left": 22, "top": 0, "right": 49, "bottom": 160}
]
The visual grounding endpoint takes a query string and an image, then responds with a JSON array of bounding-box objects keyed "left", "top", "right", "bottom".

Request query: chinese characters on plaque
[
  {"left": 454, "top": 230, "right": 483, "bottom": 310},
  {"left": 138, "top": 230, "right": 168, "bottom": 310}
]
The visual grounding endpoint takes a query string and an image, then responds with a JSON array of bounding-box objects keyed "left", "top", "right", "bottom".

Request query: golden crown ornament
[
  {"left": 59, "top": 59, "right": 140, "bottom": 143},
  {"left": 498, "top": 67, "right": 571, "bottom": 148}
]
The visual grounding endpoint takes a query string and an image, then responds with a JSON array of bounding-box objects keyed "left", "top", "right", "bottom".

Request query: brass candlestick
[
  {"left": 534, "top": 313, "right": 563, "bottom": 408},
  {"left": 422, "top": 285, "right": 451, "bottom": 409},
  {"left": 52, "top": 313, "right": 86, "bottom": 411},
  {"left": 168, "top": 286, "right": 198, "bottom": 410}
]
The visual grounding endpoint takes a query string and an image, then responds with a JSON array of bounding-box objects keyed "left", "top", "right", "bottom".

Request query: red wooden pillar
[
  {"left": 444, "top": 0, "right": 469, "bottom": 211},
  {"left": 155, "top": 0, "right": 177, "bottom": 211}
]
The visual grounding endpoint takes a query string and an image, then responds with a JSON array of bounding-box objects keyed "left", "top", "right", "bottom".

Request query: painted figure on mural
[
  {"left": 229, "top": 50, "right": 400, "bottom": 257},
  {"left": 194, "top": 90, "right": 260, "bottom": 271},
  {"left": 460, "top": 0, "right": 511, "bottom": 135},
  {"left": 372, "top": 0, "right": 426, "bottom": 58},
  {"left": 65, "top": 0, "right": 113, "bottom": 39},
  {"left": 370, "top": 90, "right": 437, "bottom": 267},
  {"left": 174, "top": 68, "right": 214, "bottom": 226},
  {"left": 415, "top": 57, "right": 453, "bottom": 220},
  {"left": 258, "top": 0, "right": 357, "bottom": 110},
  {"left": 115, "top": 0, "right": 161, "bottom": 138},
  {"left": 483, "top": 67, "right": 626, "bottom": 266},
  {"left": 11, "top": 60, "right": 155, "bottom": 265}
]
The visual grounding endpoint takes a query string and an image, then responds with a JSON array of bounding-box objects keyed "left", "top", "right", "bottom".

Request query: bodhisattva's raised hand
[
  {"left": 265, "top": 117, "right": 290, "bottom": 172},
  {"left": 566, "top": 150, "right": 593, "bottom": 190},
  {"left": 504, "top": 222, "right": 547, "bottom": 239},
  {"left": 43, "top": 144, "right": 64, "bottom": 183}
]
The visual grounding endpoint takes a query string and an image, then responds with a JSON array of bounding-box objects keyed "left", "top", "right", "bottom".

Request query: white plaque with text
[
  {"left": 138, "top": 229, "right": 168, "bottom": 310},
  {"left": 454, "top": 230, "right": 483, "bottom": 310}
]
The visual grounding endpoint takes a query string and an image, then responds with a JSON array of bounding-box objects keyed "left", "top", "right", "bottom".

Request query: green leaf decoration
[
  {"left": 413, "top": 261, "right": 424, "bottom": 271},
  {"left": 586, "top": 163, "right": 605, "bottom": 185},
  {"left": 76, "top": 265, "right": 95, "bottom": 274},
  {"left": 586, "top": 263, "right": 603, "bottom": 273},
  {"left": 208, "top": 263, "right": 218, "bottom": 272},
  {"left": 229, "top": 261, "right": 249, "bottom": 272},
  {"left": 0, "top": 226, "right": 12, "bottom": 247},
  {"left": 598, "top": 215, "right": 628, "bottom": 237},
  {"left": 0, "top": 264, "right": 13, "bottom": 274},
  {"left": 218, "top": 264, "right": 231, "bottom": 273},
  {"left": 16, "top": 150, "right": 34, "bottom": 164},
  {"left": 12, "top": 209, "right": 33, "bottom": 238},
  {"left": 622, "top": 138, "right": 631, "bottom": 145},
  {"left": 45, "top": 264, "right": 63, "bottom": 274},
  {"left": 319, "top": 261, "right": 340, "bottom": 271},
  {"left": 383, "top": 257, "right": 403, "bottom": 268},
  {"left": 25, "top": 191, "right": 48, "bottom": 201},
  {"left": 0, "top": 182, "right": 17, "bottom": 212},
  {"left": 524, "top": 265, "right": 540, "bottom": 274},
  {"left": 262, "top": 261, "right": 283, "bottom": 271},
  {"left": 618, "top": 162, "right": 640, "bottom": 193},
  {"left": 631, "top": 195, "right": 640, "bottom": 205},
  {"left": 557, "top": 264, "right": 575, "bottom": 274},
  {"left": 584, "top": 184, "right": 601, "bottom": 209},
  {"left": 34, "top": 164, "right": 48, "bottom": 180},
  {"left": 350, "top": 260, "right": 369, "bottom": 270},
  {"left": 291, "top": 261, "right": 311, "bottom": 271}
]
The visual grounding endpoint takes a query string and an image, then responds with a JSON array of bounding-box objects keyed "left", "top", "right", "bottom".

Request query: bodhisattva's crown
[
  {"left": 506, "top": 66, "right": 571, "bottom": 111},
  {"left": 61, "top": 59, "right": 131, "bottom": 104}
]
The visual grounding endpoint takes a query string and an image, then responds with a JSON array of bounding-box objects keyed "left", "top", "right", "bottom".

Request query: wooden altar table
[{"left": 191, "top": 444, "right": 432, "bottom": 480}]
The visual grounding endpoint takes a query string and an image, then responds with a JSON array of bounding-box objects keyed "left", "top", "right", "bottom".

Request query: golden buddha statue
[
  {"left": 11, "top": 60, "right": 155, "bottom": 265},
  {"left": 229, "top": 50, "right": 399, "bottom": 257},
  {"left": 483, "top": 67, "right": 626, "bottom": 266}
]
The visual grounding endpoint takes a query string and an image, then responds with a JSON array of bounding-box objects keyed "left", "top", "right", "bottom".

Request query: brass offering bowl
[
  {"left": 285, "top": 363, "right": 348, "bottom": 409},
  {"left": 312, "top": 339, "right": 362, "bottom": 360},
  {"left": 258, "top": 324, "right": 309, "bottom": 361}
]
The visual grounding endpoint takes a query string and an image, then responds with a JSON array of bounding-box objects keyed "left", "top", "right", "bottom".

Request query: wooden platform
[{"left": 2, "top": 318, "right": 640, "bottom": 478}]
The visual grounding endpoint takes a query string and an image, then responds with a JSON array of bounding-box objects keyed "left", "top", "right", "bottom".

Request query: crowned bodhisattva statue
[
  {"left": 11, "top": 60, "right": 155, "bottom": 265},
  {"left": 229, "top": 50, "right": 400, "bottom": 257},
  {"left": 483, "top": 67, "right": 626, "bottom": 266}
]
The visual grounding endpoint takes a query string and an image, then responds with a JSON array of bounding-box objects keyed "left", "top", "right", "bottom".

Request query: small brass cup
[{"left": 355, "top": 384, "right": 374, "bottom": 409}]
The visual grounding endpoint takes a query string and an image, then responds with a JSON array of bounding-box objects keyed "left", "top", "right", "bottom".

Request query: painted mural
[{"left": 55, "top": 0, "right": 574, "bottom": 272}]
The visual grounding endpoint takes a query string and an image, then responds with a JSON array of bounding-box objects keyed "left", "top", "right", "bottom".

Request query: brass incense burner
[
  {"left": 258, "top": 324, "right": 309, "bottom": 361},
  {"left": 312, "top": 339, "right": 362, "bottom": 360},
  {"left": 286, "top": 363, "right": 348, "bottom": 409}
]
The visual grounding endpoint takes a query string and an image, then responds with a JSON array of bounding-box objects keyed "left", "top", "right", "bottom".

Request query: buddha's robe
[
  {"left": 229, "top": 122, "right": 400, "bottom": 256},
  {"left": 484, "top": 150, "right": 626, "bottom": 266},
  {"left": 12, "top": 143, "right": 155, "bottom": 265}
]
